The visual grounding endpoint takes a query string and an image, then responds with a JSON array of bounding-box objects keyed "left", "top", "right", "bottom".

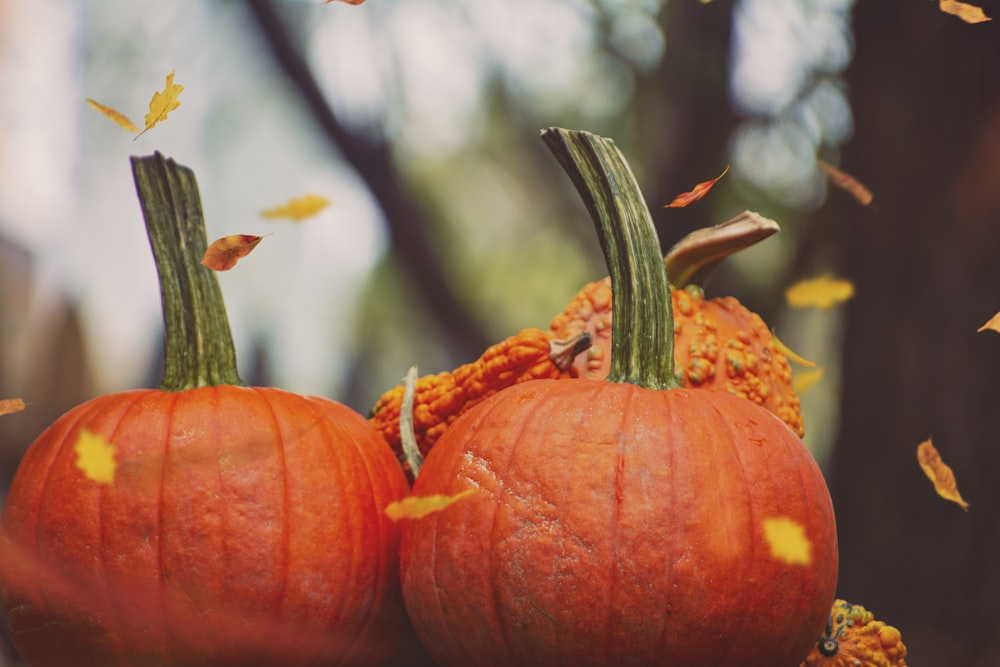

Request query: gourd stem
[
  {"left": 541, "top": 128, "right": 680, "bottom": 390},
  {"left": 131, "top": 152, "right": 243, "bottom": 391}
]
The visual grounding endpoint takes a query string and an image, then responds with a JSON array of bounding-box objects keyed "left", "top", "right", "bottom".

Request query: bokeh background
[{"left": 2, "top": 0, "right": 999, "bottom": 664}]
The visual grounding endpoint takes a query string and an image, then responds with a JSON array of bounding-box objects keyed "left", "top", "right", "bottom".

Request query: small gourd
[{"left": 800, "top": 599, "right": 908, "bottom": 667}]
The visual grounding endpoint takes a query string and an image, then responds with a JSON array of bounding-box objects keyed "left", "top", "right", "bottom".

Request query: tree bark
[{"left": 824, "top": 5, "right": 1000, "bottom": 665}]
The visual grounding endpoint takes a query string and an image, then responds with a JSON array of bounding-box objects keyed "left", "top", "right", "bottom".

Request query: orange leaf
[
  {"left": 786, "top": 275, "right": 855, "bottom": 310},
  {"left": 384, "top": 489, "right": 477, "bottom": 521},
  {"left": 0, "top": 398, "right": 26, "bottom": 416},
  {"left": 762, "top": 516, "right": 811, "bottom": 566},
  {"left": 917, "top": 438, "right": 969, "bottom": 510},
  {"left": 939, "top": 0, "right": 992, "bottom": 23},
  {"left": 201, "top": 234, "right": 265, "bottom": 271},
  {"left": 327, "top": 0, "right": 366, "bottom": 4},
  {"left": 85, "top": 98, "right": 140, "bottom": 133},
  {"left": 663, "top": 165, "right": 729, "bottom": 208},
  {"left": 260, "top": 194, "right": 331, "bottom": 222},
  {"left": 977, "top": 310, "right": 1000, "bottom": 334},
  {"left": 136, "top": 70, "right": 183, "bottom": 138},
  {"left": 818, "top": 159, "right": 873, "bottom": 206},
  {"left": 74, "top": 429, "right": 116, "bottom": 485}
]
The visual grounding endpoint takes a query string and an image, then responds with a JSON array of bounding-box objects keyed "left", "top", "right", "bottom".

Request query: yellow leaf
[
  {"left": 917, "top": 438, "right": 969, "bottom": 510},
  {"left": 818, "top": 159, "right": 874, "bottom": 206},
  {"left": 74, "top": 429, "right": 116, "bottom": 485},
  {"left": 977, "top": 309, "right": 1000, "bottom": 334},
  {"left": 786, "top": 275, "right": 855, "bottom": 310},
  {"left": 260, "top": 194, "right": 331, "bottom": 222},
  {"left": 137, "top": 71, "right": 183, "bottom": 138},
  {"left": 201, "top": 234, "right": 265, "bottom": 271},
  {"left": 385, "top": 489, "right": 477, "bottom": 521},
  {"left": 85, "top": 98, "right": 140, "bottom": 133},
  {"left": 762, "top": 516, "right": 811, "bottom": 566},
  {"left": 793, "top": 368, "right": 824, "bottom": 395},
  {"left": 0, "top": 398, "right": 26, "bottom": 416},
  {"left": 939, "top": 0, "right": 992, "bottom": 23},
  {"left": 771, "top": 333, "right": 817, "bottom": 368}
]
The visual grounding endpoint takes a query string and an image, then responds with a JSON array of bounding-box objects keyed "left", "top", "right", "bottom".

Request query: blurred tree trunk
[{"left": 823, "top": 5, "right": 1000, "bottom": 665}]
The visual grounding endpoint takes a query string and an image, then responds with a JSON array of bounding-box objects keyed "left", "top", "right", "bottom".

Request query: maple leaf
[
  {"left": 663, "top": 165, "right": 729, "bottom": 208},
  {"left": 0, "top": 398, "right": 26, "bottom": 416},
  {"left": 917, "top": 438, "right": 969, "bottom": 510},
  {"left": 86, "top": 98, "right": 141, "bottom": 133},
  {"left": 762, "top": 516, "right": 811, "bottom": 566},
  {"left": 260, "top": 194, "right": 331, "bottom": 222},
  {"left": 818, "top": 159, "right": 873, "bottom": 206},
  {"left": 384, "top": 489, "right": 478, "bottom": 521},
  {"left": 786, "top": 275, "right": 855, "bottom": 310},
  {"left": 771, "top": 333, "right": 817, "bottom": 368},
  {"left": 136, "top": 71, "right": 183, "bottom": 139},
  {"left": 74, "top": 429, "right": 116, "bottom": 485},
  {"left": 201, "top": 234, "right": 265, "bottom": 271},
  {"left": 939, "top": 0, "right": 992, "bottom": 23},
  {"left": 977, "top": 310, "right": 1000, "bottom": 334},
  {"left": 793, "top": 368, "right": 825, "bottom": 395}
]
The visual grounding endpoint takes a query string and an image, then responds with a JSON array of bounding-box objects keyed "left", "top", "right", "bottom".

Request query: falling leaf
[
  {"left": 917, "top": 438, "right": 969, "bottom": 510},
  {"left": 939, "top": 0, "right": 992, "bottom": 23},
  {"left": 664, "top": 165, "right": 730, "bottom": 208},
  {"left": 771, "top": 333, "right": 817, "bottom": 368},
  {"left": 74, "top": 429, "right": 116, "bottom": 485},
  {"left": 201, "top": 234, "right": 265, "bottom": 271},
  {"left": 85, "top": 98, "right": 140, "bottom": 133},
  {"left": 818, "top": 159, "right": 874, "bottom": 206},
  {"left": 136, "top": 71, "right": 183, "bottom": 138},
  {"left": 762, "top": 516, "right": 811, "bottom": 566},
  {"left": 793, "top": 368, "right": 825, "bottom": 395},
  {"left": 0, "top": 398, "right": 26, "bottom": 416},
  {"left": 326, "top": 0, "right": 366, "bottom": 4},
  {"left": 977, "top": 310, "right": 1000, "bottom": 334},
  {"left": 260, "top": 194, "right": 331, "bottom": 222},
  {"left": 786, "top": 275, "right": 855, "bottom": 310},
  {"left": 384, "top": 489, "right": 477, "bottom": 521}
]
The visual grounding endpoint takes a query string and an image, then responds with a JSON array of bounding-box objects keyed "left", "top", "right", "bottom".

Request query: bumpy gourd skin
[
  {"left": 370, "top": 328, "right": 586, "bottom": 462},
  {"left": 800, "top": 599, "right": 908, "bottom": 667},
  {"left": 550, "top": 278, "right": 805, "bottom": 437}
]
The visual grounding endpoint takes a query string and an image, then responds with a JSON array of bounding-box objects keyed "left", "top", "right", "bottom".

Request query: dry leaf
[
  {"left": 793, "top": 368, "right": 825, "bottom": 395},
  {"left": 0, "top": 398, "right": 26, "bottom": 416},
  {"left": 762, "top": 516, "right": 811, "bottom": 566},
  {"left": 917, "top": 438, "right": 969, "bottom": 510},
  {"left": 786, "top": 275, "right": 855, "bottom": 310},
  {"left": 939, "top": 0, "right": 992, "bottom": 23},
  {"left": 818, "top": 159, "right": 874, "bottom": 206},
  {"left": 385, "top": 489, "right": 477, "bottom": 521},
  {"left": 977, "top": 310, "right": 1000, "bottom": 334},
  {"left": 664, "top": 165, "right": 730, "bottom": 208},
  {"left": 136, "top": 71, "right": 183, "bottom": 138},
  {"left": 260, "top": 194, "right": 331, "bottom": 222},
  {"left": 771, "top": 333, "right": 817, "bottom": 368},
  {"left": 85, "top": 98, "right": 140, "bottom": 133},
  {"left": 201, "top": 234, "right": 265, "bottom": 271},
  {"left": 74, "top": 429, "right": 116, "bottom": 485}
]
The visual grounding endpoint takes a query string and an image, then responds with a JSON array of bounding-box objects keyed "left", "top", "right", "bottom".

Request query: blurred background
[{"left": 2, "top": 0, "right": 999, "bottom": 664}]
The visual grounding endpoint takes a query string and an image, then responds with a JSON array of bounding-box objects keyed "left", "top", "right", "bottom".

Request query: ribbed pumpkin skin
[
  {"left": 400, "top": 379, "right": 838, "bottom": 667},
  {"left": 0, "top": 385, "right": 410, "bottom": 667}
]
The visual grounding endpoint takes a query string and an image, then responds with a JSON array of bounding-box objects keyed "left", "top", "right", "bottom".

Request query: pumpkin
[
  {"left": 0, "top": 154, "right": 410, "bottom": 667},
  {"left": 371, "top": 213, "right": 801, "bottom": 470},
  {"left": 800, "top": 599, "right": 907, "bottom": 667},
  {"left": 399, "top": 129, "right": 838, "bottom": 667}
]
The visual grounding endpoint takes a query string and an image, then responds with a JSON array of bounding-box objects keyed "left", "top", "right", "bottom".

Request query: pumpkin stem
[
  {"left": 541, "top": 128, "right": 681, "bottom": 390},
  {"left": 131, "top": 152, "right": 243, "bottom": 391}
]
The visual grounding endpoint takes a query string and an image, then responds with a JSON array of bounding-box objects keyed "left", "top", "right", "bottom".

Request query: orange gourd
[
  {"left": 399, "top": 129, "right": 837, "bottom": 667},
  {"left": 0, "top": 155, "right": 410, "bottom": 667},
  {"left": 800, "top": 599, "right": 907, "bottom": 667}
]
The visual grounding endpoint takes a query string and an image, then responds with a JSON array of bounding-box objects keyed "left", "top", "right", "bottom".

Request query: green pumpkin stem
[
  {"left": 541, "top": 128, "right": 681, "bottom": 391},
  {"left": 130, "top": 152, "right": 243, "bottom": 391}
]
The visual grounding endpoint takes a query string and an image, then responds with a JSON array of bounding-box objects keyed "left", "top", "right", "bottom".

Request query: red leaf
[
  {"left": 201, "top": 234, "right": 264, "bottom": 271},
  {"left": 664, "top": 165, "right": 730, "bottom": 208}
]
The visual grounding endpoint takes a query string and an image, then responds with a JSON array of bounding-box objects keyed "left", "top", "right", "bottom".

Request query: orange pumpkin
[{"left": 800, "top": 599, "right": 907, "bottom": 667}]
